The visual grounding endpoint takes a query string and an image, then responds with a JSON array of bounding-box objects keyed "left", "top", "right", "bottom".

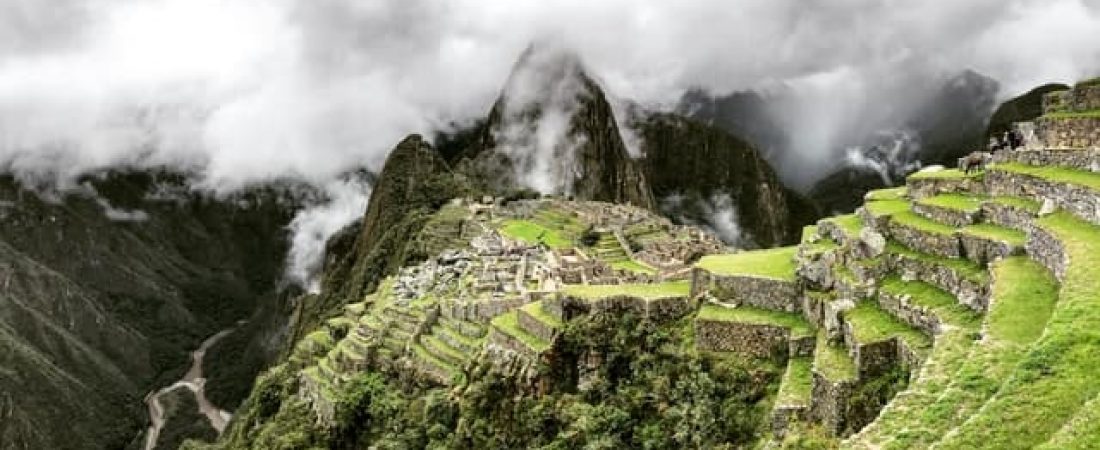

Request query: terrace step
[
  {"left": 771, "top": 356, "right": 813, "bottom": 438},
  {"left": 516, "top": 301, "right": 563, "bottom": 343},
  {"left": 420, "top": 334, "right": 467, "bottom": 367},
  {"left": 990, "top": 146, "right": 1100, "bottom": 171},
  {"left": 409, "top": 342, "right": 460, "bottom": 386},
  {"left": 809, "top": 332, "right": 857, "bottom": 435},
  {"left": 932, "top": 215, "right": 1096, "bottom": 449},
  {"left": 840, "top": 301, "right": 932, "bottom": 379},
  {"left": 433, "top": 324, "right": 482, "bottom": 354},
  {"left": 489, "top": 311, "right": 552, "bottom": 356},
  {"left": 985, "top": 162, "right": 1100, "bottom": 228},
  {"left": 979, "top": 195, "right": 1040, "bottom": 232},
  {"left": 905, "top": 168, "right": 986, "bottom": 200},
  {"left": 817, "top": 214, "right": 864, "bottom": 246},
  {"left": 881, "top": 210, "right": 962, "bottom": 259},
  {"left": 694, "top": 247, "right": 800, "bottom": 312},
  {"left": 912, "top": 194, "right": 985, "bottom": 227},
  {"left": 882, "top": 242, "right": 991, "bottom": 312},
  {"left": 694, "top": 303, "right": 815, "bottom": 358}
]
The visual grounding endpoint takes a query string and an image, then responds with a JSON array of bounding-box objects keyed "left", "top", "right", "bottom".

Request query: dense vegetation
[{"left": 198, "top": 312, "right": 784, "bottom": 449}]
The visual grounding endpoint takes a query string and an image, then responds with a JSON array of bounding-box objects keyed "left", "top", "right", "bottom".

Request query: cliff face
[
  {"left": 457, "top": 46, "right": 655, "bottom": 210},
  {"left": 0, "top": 171, "right": 299, "bottom": 449},
  {"left": 637, "top": 113, "right": 816, "bottom": 246}
]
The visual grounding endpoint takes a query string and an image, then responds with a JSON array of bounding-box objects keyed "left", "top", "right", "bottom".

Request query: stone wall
[
  {"left": 958, "top": 233, "right": 1021, "bottom": 265},
  {"left": 885, "top": 220, "right": 962, "bottom": 259},
  {"left": 408, "top": 355, "right": 453, "bottom": 386},
  {"left": 789, "top": 334, "right": 817, "bottom": 358},
  {"left": 694, "top": 319, "right": 791, "bottom": 357},
  {"left": 772, "top": 404, "right": 808, "bottom": 439},
  {"left": 992, "top": 148, "right": 1100, "bottom": 172},
  {"left": 1037, "top": 116, "right": 1100, "bottom": 149},
  {"left": 487, "top": 326, "right": 543, "bottom": 358},
  {"left": 876, "top": 292, "right": 943, "bottom": 336},
  {"left": 1026, "top": 225, "right": 1068, "bottom": 282},
  {"left": 1042, "top": 90, "right": 1070, "bottom": 115},
  {"left": 986, "top": 168, "right": 1100, "bottom": 228},
  {"left": 911, "top": 202, "right": 977, "bottom": 227},
  {"left": 707, "top": 273, "right": 800, "bottom": 312},
  {"left": 887, "top": 252, "right": 989, "bottom": 312},
  {"left": 980, "top": 202, "right": 1036, "bottom": 232},
  {"left": 553, "top": 294, "right": 693, "bottom": 323},
  {"left": 1068, "top": 83, "right": 1100, "bottom": 112},
  {"left": 517, "top": 306, "right": 559, "bottom": 342},
  {"left": 811, "top": 371, "right": 855, "bottom": 436},
  {"left": 442, "top": 297, "right": 526, "bottom": 323},
  {"left": 907, "top": 176, "right": 987, "bottom": 201}
]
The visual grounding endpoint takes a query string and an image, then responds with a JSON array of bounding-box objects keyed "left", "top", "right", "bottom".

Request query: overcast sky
[{"left": 2, "top": 0, "right": 1098, "bottom": 190}]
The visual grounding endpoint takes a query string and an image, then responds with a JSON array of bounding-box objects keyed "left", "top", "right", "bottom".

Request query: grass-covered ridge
[
  {"left": 695, "top": 246, "right": 797, "bottom": 280},
  {"left": 562, "top": 281, "right": 691, "bottom": 300},
  {"left": 499, "top": 219, "right": 575, "bottom": 249},
  {"left": 696, "top": 303, "right": 813, "bottom": 338}
]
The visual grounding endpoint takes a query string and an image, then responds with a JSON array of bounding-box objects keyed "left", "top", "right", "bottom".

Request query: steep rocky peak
[{"left": 467, "top": 44, "right": 654, "bottom": 209}]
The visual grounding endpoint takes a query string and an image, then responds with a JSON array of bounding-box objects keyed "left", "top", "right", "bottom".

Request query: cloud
[
  {"left": 1, "top": 0, "right": 1098, "bottom": 284},
  {"left": 285, "top": 177, "right": 371, "bottom": 292}
]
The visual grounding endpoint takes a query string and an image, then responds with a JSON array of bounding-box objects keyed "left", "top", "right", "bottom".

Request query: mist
[{"left": 2, "top": 0, "right": 1099, "bottom": 287}]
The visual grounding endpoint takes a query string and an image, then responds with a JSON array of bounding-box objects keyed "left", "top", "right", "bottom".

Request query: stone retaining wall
[
  {"left": 911, "top": 202, "right": 977, "bottom": 227},
  {"left": 1027, "top": 225, "right": 1068, "bottom": 282},
  {"left": 986, "top": 168, "right": 1100, "bottom": 227},
  {"left": 887, "top": 252, "right": 989, "bottom": 311},
  {"left": 436, "top": 328, "right": 479, "bottom": 354},
  {"left": 442, "top": 297, "right": 526, "bottom": 323},
  {"left": 553, "top": 294, "right": 693, "bottom": 323},
  {"left": 958, "top": 233, "right": 1021, "bottom": 265},
  {"left": 1037, "top": 116, "right": 1100, "bottom": 149},
  {"left": 907, "top": 177, "right": 986, "bottom": 201},
  {"left": 487, "top": 326, "right": 543, "bottom": 358},
  {"left": 886, "top": 221, "right": 962, "bottom": 259},
  {"left": 695, "top": 319, "right": 791, "bottom": 357},
  {"left": 992, "top": 148, "right": 1100, "bottom": 172},
  {"left": 517, "top": 307, "right": 559, "bottom": 342},
  {"left": 797, "top": 249, "right": 838, "bottom": 291},
  {"left": 707, "top": 273, "right": 800, "bottom": 312},
  {"left": 801, "top": 292, "right": 831, "bottom": 328},
  {"left": 980, "top": 202, "right": 1036, "bottom": 232},
  {"left": 876, "top": 291, "right": 943, "bottom": 336},
  {"left": 789, "top": 334, "right": 817, "bottom": 358},
  {"left": 772, "top": 404, "right": 808, "bottom": 439},
  {"left": 408, "top": 355, "right": 453, "bottom": 386},
  {"left": 811, "top": 371, "right": 855, "bottom": 436}
]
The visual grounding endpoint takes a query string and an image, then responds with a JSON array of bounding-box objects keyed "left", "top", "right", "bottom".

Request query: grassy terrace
[
  {"left": 844, "top": 301, "right": 932, "bottom": 353},
  {"left": 696, "top": 303, "right": 813, "bottom": 338},
  {"left": 562, "top": 281, "right": 691, "bottom": 300},
  {"left": 491, "top": 311, "right": 551, "bottom": 353},
  {"left": 695, "top": 246, "right": 797, "bottom": 281},
  {"left": 813, "top": 333, "right": 857, "bottom": 381},
  {"left": 520, "top": 301, "right": 563, "bottom": 328},
  {"left": 885, "top": 242, "right": 988, "bottom": 285},
  {"left": 822, "top": 214, "right": 863, "bottom": 239},
  {"left": 411, "top": 342, "right": 459, "bottom": 379},
  {"left": 890, "top": 210, "right": 957, "bottom": 236},
  {"left": 907, "top": 168, "right": 981, "bottom": 181},
  {"left": 776, "top": 357, "right": 813, "bottom": 406},
  {"left": 876, "top": 256, "right": 1059, "bottom": 449},
  {"left": 991, "top": 162, "right": 1100, "bottom": 191},
  {"left": 917, "top": 193, "right": 984, "bottom": 212},
  {"left": 801, "top": 225, "right": 819, "bottom": 243},
  {"left": 988, "top": 195, "right": 1041, "bottom": 213},
  {"left": 864, "top": 198, "right": 910, "bottom": 218},
  {"left": 958, "top": 223, "right": 1027, "bottom": 246},
  {"left": 499, "top": 219, "right": 574, "bottom": 249},
  {"left": 865, "top": 186, "right": 907, "bottom": 201},
  {"left": 610, "top": 259, "right": 657, "bottom": 274},
  {"left": 878, "top": 277, "right": 981, "bottom": 329},
  {"left": 1042, "top": 109, "right": 1100, "bottom": 119}
]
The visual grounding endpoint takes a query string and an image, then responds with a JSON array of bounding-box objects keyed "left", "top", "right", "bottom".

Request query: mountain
[
  {"left": 455, "top": 45, "right": 655, "bottom": 210},
  {"left": 0, "top": 170, "right": 302, "bottom": 449},
  {"left": 636, "top": 113, "right": 817, "bottom": 246},
  {"left": 985, "top": 83, "right": 1071, "bottom": 138}
]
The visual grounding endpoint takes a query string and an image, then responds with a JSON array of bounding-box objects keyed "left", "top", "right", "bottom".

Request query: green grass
[
  {"left": 562, "top": 281, "right": 691, "bottom": 300},
  {"left": 879, "top": 277, "right": 981, "bottom": 329},
  {"left": 695, "top": 246, "right": 797, "bottom": 281},
  {"left": 891, "top": 210, "right": 957, "bottom": 236},
  {"left": 864, "top": 199, "right": 911, "bottom": 218},
  {"left": 801, "top": 237, "right": 838, "bottom": 256},
  {"left": 801, "top": 225, "right": 819, "bottom": 243},
  {"left": 917, "top": 193, "right": 984, "bottom": 213},
  {"left": 844, "top": 301, "right": 932, "bottom": 352},
  {"left": 907, "top": 168, "right": 980, "bottom": 181},
  {"left": 491, "top": 311, "right": 551, "bottom": 353},
  {"left": 421, "top": 335, "right": 467, "bottom": 363},
  {"left": 936, "top": 215, "right": 1090, "bottom": 449},
  {"left": 813, "top": 333, "right": 857, "bottom": 382},
  {"left": 776, "top": 357, "right": 813, "bottom": 405},
  {"left": 984, "top": 257, "right": 1060, "bottom": 345},
  {"left": 696, "top": 303, "right": 813, "bottom": 338},
  {"left": 499, "top": 219, "right": 574, "bottom": 249},
  {"left": 411, "top": 342, "right": 460, "bottom": 378},
  {"left": 610, "top": 259, "right": 657, "bottom": 274},
  {"left": 822, "top": 214, "right": 863, "bottom": 238},
  {"left": 1042, "top": 109, "right": 1100, "bottom": 119},
  {"left": 958, "top": 223, "right": 1027, "bottom": 246},
  {"left": 988, "top": 195, "right": 1041, "bottom": 213},
  {"left": 885, "top": 241, "right": 989, "bottom": 284},
  {"left": 991, "top": 162, "right": 1100, "bottom": 191},
  {"left": 866, "top": 186, "right": 907, "bottom": 201},
  {"left": 520, "top": 301, "right": 563, "bottom": 328}
]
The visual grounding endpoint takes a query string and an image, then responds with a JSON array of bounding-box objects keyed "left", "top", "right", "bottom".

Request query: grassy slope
[{"left": 695, "top": 247, "right": 797, "bottom": 281}]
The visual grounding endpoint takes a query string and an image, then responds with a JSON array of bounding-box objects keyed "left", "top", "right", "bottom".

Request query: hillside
[
  {"left": 198, "top": 80, "right": 1100, "bottom": 448},
  {"left": 0, "top": 171, "right": 302, "bottom": 449}
]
